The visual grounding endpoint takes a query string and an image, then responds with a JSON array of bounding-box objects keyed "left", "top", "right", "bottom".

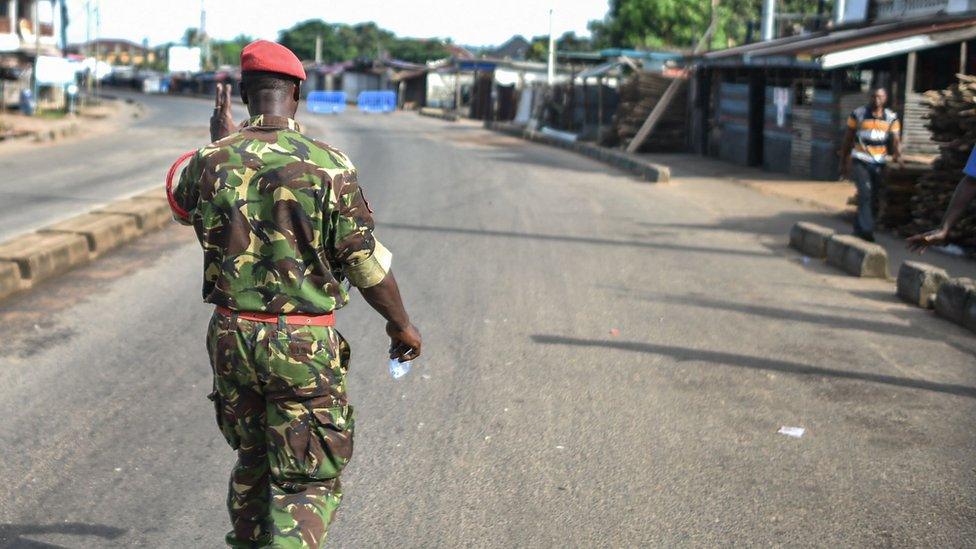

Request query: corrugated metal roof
[{"left": 699, "top": 15, "right": 976, "bottom": 68}]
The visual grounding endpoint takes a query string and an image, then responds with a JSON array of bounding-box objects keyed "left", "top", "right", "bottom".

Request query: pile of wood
[
  {"left": 903, "top": 74, "right": 976, "bottom": 246},
  {"left": 880, "top": 160, "right": 931, "bottom": 229},
  {"left": 606, "top": 72, "right": 687, "bottom": 152}
]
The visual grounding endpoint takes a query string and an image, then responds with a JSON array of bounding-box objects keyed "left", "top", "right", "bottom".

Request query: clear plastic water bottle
[{"left": 389, "top": 358, "right": 412, "bottom": 380}]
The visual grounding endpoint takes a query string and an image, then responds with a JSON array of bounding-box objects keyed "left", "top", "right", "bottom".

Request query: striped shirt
[{"left": 848, "top": 106, "right": 901, "bottom": 164}]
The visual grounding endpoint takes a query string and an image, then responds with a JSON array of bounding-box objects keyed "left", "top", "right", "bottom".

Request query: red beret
[{"left": 241, "top": 40, "right": 306, "bottom": 81}]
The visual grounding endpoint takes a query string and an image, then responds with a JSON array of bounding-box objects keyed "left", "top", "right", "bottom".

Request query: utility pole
[
  {"left": 94, "top": 0, "right": 101, "bottom": 100},
  {"left": 31, "top": 0, "right": 41, "bottom": 111},
  {"left": 761, "top": 0, "right": 776, "bottom": 41},
  {"left": 315, "top": 35, "right": 323, "bottom": 64},
  {"left": 200, "top": 0, "right": 209, "bottom": 69},
  {"left": 546, "top": 9, "right": 555, "bottom": 86}
]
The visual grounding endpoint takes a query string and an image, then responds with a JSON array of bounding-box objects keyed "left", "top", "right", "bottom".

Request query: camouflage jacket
[{"left": 173, "top": 114, "right": 391, "bottom": 314}]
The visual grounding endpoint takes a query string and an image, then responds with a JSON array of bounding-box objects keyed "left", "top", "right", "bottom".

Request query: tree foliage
[
  {"left": 278, "top": 19, "right": 450, "bottom": 64},
  {"left": 589, "top": 0, "right": 834, "bottom": 51},
  {"left": 212, "top": 35, "right": 254, "bottom": 67},
  {"left": 526, "top": 31, "right": 594, "bottom": 62}
]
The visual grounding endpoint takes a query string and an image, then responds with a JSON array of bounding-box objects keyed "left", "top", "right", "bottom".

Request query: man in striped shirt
[{"left": 840, "top": 88, "right": 904, "bottom": 242}]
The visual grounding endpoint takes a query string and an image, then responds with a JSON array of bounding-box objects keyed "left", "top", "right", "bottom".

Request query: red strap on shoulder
[{"left": 166, "top": 150, "right": 198, "bottom": 221}]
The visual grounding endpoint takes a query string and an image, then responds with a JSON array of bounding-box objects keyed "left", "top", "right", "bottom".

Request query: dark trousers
[{"left": 851, "top": 159, "right": 884, "bottom": 238}]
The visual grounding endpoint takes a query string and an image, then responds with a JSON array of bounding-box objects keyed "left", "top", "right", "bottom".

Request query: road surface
[
  {"left": 0, "top": 91, "right": 249, "bottom": 242},
  {"left": 0, "top": 95, "right": 974, "bottom": 548}
]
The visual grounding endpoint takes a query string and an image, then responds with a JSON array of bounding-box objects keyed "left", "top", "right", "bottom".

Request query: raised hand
[{"left": 210, "top": 82, "right": 236, "bottom": 142}]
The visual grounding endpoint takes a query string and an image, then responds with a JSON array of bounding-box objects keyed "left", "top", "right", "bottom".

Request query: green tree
[
  {"left": 212, "top": 35, "right": 253, "bottom": 67},
  {"left": 388, "top": 37, "right": 450, "bottom": 64},
  {"left": 183, "top": 27, "right": 202, "bottom": 47},
  {"left": 589, "top": 0, "right": 833, "bottom": 51},
  {"left": 278, "top": 19, "right": 447, "bottom": 64},
  {"left": 526, "top": 31, "right": 594, "bottom": 62},
  {"left": 279, "top": 19, "right": 334, "bottom": 60}
]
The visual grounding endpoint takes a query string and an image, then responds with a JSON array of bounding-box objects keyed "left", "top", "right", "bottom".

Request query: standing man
[
  {"left": 172, "top": 40, "right": 422, "bottom": 548},
  {"left": 840, "top": 87, "right": 904, "bottom": 242},
  {"left": 907, "top": 146, "right": 976, "bottom": 252}
]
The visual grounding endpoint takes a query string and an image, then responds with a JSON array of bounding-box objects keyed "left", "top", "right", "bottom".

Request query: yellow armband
[{"left": 343, "top": 240, "right": 393, "bottom": 289}]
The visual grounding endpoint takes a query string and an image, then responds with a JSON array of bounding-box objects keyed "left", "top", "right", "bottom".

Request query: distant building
[
  {"left": 0, "top": 0, "right": 61, "bottom": 63},
  {"left": 67, "top": 39, "right": 157, "bottom": 67},
  {"left": 690, "top": 1, "right": 976, "bottom": 180},
  {"left": 0, "top": 0, "right": 63, "bottom": 107},
  {"left": 491, "top": 36, "right": 530, "bottom": 60}
]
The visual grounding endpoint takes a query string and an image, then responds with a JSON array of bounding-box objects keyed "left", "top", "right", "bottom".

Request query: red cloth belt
[{"left": 216, "top": 306, "right": 335, "bottom": 327}]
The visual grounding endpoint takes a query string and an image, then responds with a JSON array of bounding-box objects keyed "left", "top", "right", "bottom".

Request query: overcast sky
[{"left": 66, "top": 0, "right": 610, "bottom": 47}]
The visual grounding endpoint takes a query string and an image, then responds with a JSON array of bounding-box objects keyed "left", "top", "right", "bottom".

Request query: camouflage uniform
[{"left": 174, "top": 114, "right": 391, "bottom": 548}]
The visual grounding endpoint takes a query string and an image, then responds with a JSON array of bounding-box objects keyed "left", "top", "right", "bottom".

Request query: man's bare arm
[
  {"left": 359, "top": 271, "right": 422, "bottom": 362},
  {"left": 839, "top": 127, "right": 855, "bottom": 178},
  {"left": 891, "top": 132, "right": 904, "bottom": 167},
  {"left": 907, "top": 175, "right": 976, "bottom": 252}
]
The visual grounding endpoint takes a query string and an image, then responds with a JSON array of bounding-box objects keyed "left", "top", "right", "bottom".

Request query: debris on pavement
[
  {"left": 609, "top": 328, "right": 620, "bottom": 337},
  {"left": 778, "top": 426, "right": 805, "bottom": 438}
]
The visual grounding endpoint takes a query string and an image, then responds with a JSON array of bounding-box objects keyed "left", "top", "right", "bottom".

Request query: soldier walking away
[
  {"left": 907, "top": 145, "right": 976, "bottom": 253},
  {"left": 840, "top": 88, "right": 904, "bottom": 242},
  {"left": 171, "top": 40, "right": 422, "bottom": 548}
]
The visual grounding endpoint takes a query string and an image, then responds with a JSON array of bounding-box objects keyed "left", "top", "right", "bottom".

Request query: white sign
[
  {"left": 35, "top": 56, "right": 78, "bottom": 85},
  {"left": 773, "top": 87, "right": 790, "bottom": 128},
  {"left": 168, "top": 46, "right": 202, "bottom": 73}
]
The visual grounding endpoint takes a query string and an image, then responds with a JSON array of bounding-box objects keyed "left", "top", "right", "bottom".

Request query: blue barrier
[
  {"left": 357, "top": 91, "right": 396, "bottom": 113},
  {"left": 307, "top": 91, "right": 347, "bottom": 114}
]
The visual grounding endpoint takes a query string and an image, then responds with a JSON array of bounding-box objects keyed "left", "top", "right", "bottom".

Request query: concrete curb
[
  {"left": 94, "top": 196, "right": 171, "bottom": 231},
  {"left": 486, "top": 121, "right": 670, "bottom": 183},
  {"left": 0, "top": 188, "right": 173, "bottom": 303},
  {"left": 825, "top": 234, "right": 890, "bottom": 278},
  {"left": 934, "top": 277, "right": 976, "bottom": 332},
  {"left": 897, "top": 261, "right": 949, "bottom": 309},
  {"left": 0, "top": 232, "right": 90, "bottom": 285},
  {"left": 789, "top": 222, "right": 835, "bottom": 259},
  {"left": 418, "top": 108, "right": 459, "bottom": 122},
  {"left": 39, "top": 213, "right": 141, "bottom": 257},
  {"left": 0, "top": 261, "right": 24, "bottom": 300}
]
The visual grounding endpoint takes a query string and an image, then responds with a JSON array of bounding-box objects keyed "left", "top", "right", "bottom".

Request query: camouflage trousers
[{"left": 206, "top": 311, "right": 355, "bottom": 548}]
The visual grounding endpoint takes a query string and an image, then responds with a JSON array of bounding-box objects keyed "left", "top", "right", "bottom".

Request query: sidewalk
[
  {"left": 641, "top": 153, "right": 856, "bottom": 212},
  {"left": 484, "top": 120, "right": 974, "bottom": 280},
  {"left": 0, "top": 98, "right": 134, "bottom": 150},
  {"left": 638, "top": 152, "right": 976, "bottom": 280}
]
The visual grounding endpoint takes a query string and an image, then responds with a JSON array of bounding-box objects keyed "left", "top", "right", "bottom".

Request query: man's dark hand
[
  {"left": 906, "top": 227, "right": 949, "bottom": 254},
  {"left": 387, "top": 321, "right": 422, "bottom": 362},
  {"left": 839, "top": 157, "right": 851, "bottom": 180},
  {"left": 210, "top": 83, "right": 236, "bottom": 142}
]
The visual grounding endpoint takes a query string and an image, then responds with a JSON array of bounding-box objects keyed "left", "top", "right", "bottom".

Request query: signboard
[
  {"left": 35, "top": 56, "right": 78, "bottom": 85},
  {"left": 168, "top": 46, "right": 202, "bottom": 73},
  {"left": 458, "top": 61, "right": 496, "bottom": 72},
  {"left": 773, "top": 87, "right": 790, "bottom": 128}
]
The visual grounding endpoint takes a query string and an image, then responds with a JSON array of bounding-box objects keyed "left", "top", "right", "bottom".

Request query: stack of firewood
[
  {"left": 880, "top": 161, "right": 930, "bottom": 229},
  {"left": 905, "top": 74, "right": 976, "bottom": 245},
  {"left": 606, "top": 72, "right": 687, "bottom": 152}
]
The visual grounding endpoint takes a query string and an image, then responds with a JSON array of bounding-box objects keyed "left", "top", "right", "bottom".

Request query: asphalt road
[
  {"left": 0, "top": 91, "right": 249, "bottom": 242},
  {"left": 0, "top": 96, "right": 974, "bottom": 548}
]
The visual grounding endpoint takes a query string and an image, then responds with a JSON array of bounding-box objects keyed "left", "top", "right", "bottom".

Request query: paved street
[
  {"left": 0, "top": 96, "right": 974, "bottom": 548},
  {"left": 0, "top": 92, "right": 249, "bottom": 242}
]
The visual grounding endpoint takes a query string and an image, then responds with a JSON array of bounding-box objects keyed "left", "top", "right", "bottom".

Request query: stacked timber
[
  {"left": 879, "top": 160, "right": 931, "bottom": 230},
  {"left": 903, "top": 75, "right": 976, "bottom": 246},
  {"left": 609, "top": 72, "right": 688, "bottom": 152}
]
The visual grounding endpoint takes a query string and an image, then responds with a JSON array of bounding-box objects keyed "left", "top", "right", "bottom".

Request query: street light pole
[
  {"left": 32, "top": 0, "right": 40, "bottom": 110},
  {"left": 547, "top": 9, "right": 555, "bottom": 86}
]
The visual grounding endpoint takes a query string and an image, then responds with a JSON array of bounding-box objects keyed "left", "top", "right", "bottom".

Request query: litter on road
[{"left": 777, "top": 426, "right": 806, "bottom": 438}]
